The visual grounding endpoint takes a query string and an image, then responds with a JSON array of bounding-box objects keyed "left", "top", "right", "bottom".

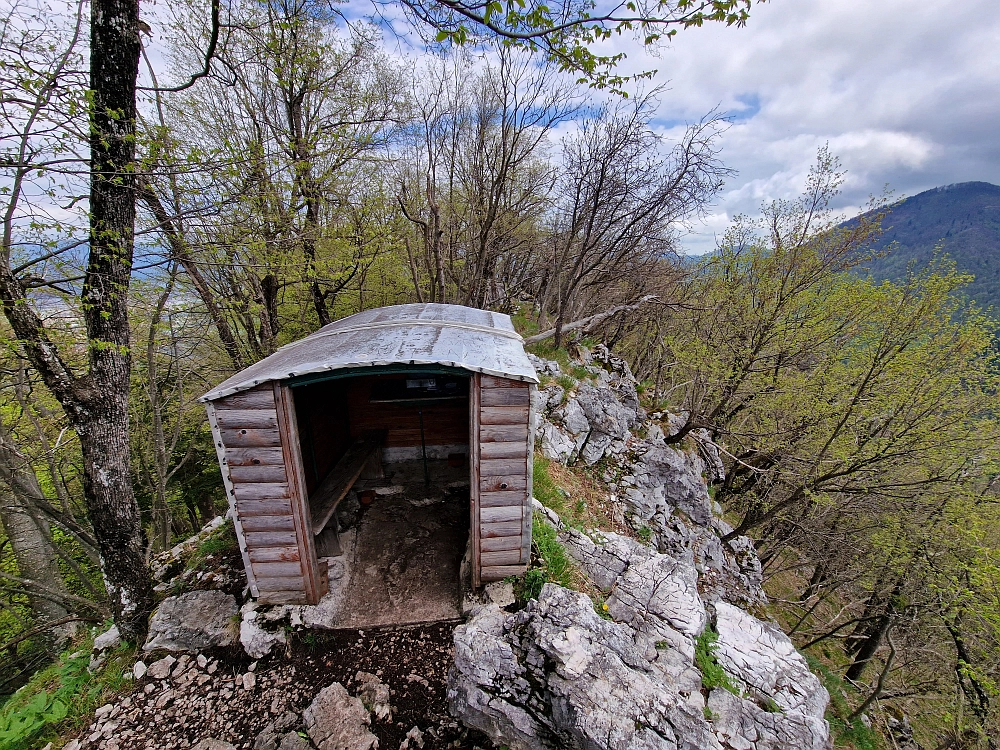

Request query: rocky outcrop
[
  {"left": 450, "top": 584, "right": 717, "bottom": 750},
  {"left": 448, "top": 347, "right": 831, "bottom": 750},
  {"left": 303, "top": 682, "right": 379, "bottom": 750},
  {"left": 144, "top": 590, "right": 238, "bottom": 652}
]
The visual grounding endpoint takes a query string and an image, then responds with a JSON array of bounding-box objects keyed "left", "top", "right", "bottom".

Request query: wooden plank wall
[
  {"left": 207, "top": 384, "right": 327, "bottom": 605},
  {"left": 477, "top": 374, "right": 532, "bottom": 582},
  {"left": 345, "top": 376, "right": 468, "bottom": 448}
]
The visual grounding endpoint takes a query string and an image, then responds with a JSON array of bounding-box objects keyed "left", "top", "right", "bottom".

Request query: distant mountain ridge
[{"left": 858, "top": 181, "right": 1000, "bottom": 309}]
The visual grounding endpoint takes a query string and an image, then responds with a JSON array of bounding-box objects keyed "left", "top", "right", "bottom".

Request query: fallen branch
[{"left": 524, "top": 295, "right": 659, "bottom": 345}]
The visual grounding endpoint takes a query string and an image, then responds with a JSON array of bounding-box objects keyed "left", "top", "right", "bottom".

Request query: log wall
[
  {"left": 475, "top": 374, "right": 532, "bottom": 583},
  {"left": 207, "top": 383, "right": 327, "bottom": 605}
]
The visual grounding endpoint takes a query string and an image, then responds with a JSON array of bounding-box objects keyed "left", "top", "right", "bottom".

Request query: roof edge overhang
[{"left": 199, "top": 359, "right": 539, "bottom": 403}]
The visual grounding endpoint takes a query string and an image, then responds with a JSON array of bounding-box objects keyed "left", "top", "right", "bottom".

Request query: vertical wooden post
[
  {"left": 470, "top": 373, "right": 482, "bottom": 588},
  {"left": 273, "top": 383, "right": 326, "bottom": 604},
  {"left": 521, "top": 382, "right": 537, "bottom": 566}
]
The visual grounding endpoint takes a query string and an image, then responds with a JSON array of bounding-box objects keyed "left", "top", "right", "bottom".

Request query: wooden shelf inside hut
[{"left": 367, "top": 375, "right": 468, "bottom": 403}]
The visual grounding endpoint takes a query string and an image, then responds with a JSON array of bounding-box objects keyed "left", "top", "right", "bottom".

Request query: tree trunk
[
  {"left": 0, "top": 453, "right": 74, "bottom": 646},
  {"left": 83, "top": 0, "right": 154, "bottom": 642}
]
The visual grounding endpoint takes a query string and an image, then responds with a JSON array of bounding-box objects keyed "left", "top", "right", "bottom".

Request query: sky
[
  {"left": 585, "top": 0, "right": 1000, "bottom": 254},
  {"left": 138, "top": 0, "right": 1000, "bottom": 257}
]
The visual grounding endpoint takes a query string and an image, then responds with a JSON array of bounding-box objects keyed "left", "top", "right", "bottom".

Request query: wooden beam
[
  {"left": 308, "top": 432, "right": 385, "bottom": 536},
  {"left": 470, "top": 373, "right": 481, "bottom": 588},
  {"left": 274, "top": 383, "right": 326, "bottom": 604}
]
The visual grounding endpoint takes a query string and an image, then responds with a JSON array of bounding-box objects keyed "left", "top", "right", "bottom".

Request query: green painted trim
[{"left": 287, "top": 364, "right": 472, "bottom": 388}]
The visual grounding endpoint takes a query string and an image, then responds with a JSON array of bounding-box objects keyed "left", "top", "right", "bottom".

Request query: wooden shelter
[{"left": 201, "top": 303, "right": 539, "bottom": 605}]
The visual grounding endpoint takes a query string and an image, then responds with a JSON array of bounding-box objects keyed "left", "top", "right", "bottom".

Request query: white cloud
[{"left": 587, "top": 0, "right": 1000, "bottom": 252}]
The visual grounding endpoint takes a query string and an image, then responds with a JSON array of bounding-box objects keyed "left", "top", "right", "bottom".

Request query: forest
[{"left": 0, "top": 0, "right": 998, "bottom": 747}]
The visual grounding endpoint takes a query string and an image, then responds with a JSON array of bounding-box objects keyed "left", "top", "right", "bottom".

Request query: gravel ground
[{"left": 69, "top": 623, "right": 495, "bottom": 750}]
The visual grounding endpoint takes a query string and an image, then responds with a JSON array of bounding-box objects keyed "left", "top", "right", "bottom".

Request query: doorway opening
[{"left": 291, "top": 370, "right": 471, "bottom": 627}]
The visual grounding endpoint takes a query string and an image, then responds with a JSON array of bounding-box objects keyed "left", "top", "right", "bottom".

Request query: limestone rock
[
  {"left": 255, "top": 712, "right": 301, "bottom": 750},
  {"left": 449, "top": 584, "right": 721, "bottom": 750},
  {"left": 707, "top": 689, "right": 831, "bottom": 750},
  {"left": 714, "top": 602, "right": 829, "bottom": 718},
  {"left": 143, "top": 590, "right": 238, "bottom": 652},
  {"left": 93, "top": 626, "right": 121, "bottom": 653},
  {"left": 355, "top": 671, "right": 393, "bottom": 721},
  {"left": 538, "top": 422, "right": 577, "bottom": 463},
  {"left": 278, "top": 733, "right": 312, "bottom": 750},
  {"left": 624, "top": 443, "right": 713, "bottom": 527},
  {"left": 147, "top": 655, "right": 176, "bottom": 679},
  {"left": 241, "top": 609, "right": 287, "bottom": 659},
  {"left": 303, "top": 682, "right": 378, "bottom": 750}
]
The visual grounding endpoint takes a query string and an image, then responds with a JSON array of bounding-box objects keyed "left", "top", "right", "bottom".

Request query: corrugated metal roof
[{"left": 201, "top": 303, "right": 539, "bottom": 402}]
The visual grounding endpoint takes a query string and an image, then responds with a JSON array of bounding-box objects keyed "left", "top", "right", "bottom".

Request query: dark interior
[
  {"left": 292, "top": 371, "right": 471, "bottom": 494},
  {"left": 289, "top": 370, "right": 473, "bottom": 626}
]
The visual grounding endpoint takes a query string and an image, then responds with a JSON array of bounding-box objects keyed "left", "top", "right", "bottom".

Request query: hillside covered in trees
[
  {"left": 860, "top": 181, "right": 1000, "bottom": 308},
  {"left": 1, "top": 0, "right": 999, "bottom": 748}
]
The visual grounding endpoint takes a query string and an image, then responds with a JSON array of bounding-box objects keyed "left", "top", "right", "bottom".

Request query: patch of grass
[
  {"left": 185, "top": 520, "right": 237, "bottom": 573},
  {"left": 510, "top": 515, "right": 579, "bottom": 604},
  {"left": 517, "top": 568, "right": 548, "bottom": 602},
  {"left": 636, "top": 525, "right": 653, "bottom": 544},
  {"left": 531, "top": 513, "right": 575, "bottom": 589},
  {"left": 695, "top": 627, "right": 741, "bottom": 696},
  {"left": 0, "top": 630, "right": 137, "bottom": 750},
  {"left": 533, "top": 455, "right": 569, "bottom": 518},
  {"left": 593, "top": 595, "right": 612, "bottom": 620},
  {"left": 533, "top": 454, "right": 620, "bottom": 532},
  {"left": 555, "top": 374, "right": 577, "bottom": 394}
]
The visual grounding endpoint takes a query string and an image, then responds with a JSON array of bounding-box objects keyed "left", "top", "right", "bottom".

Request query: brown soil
[{"left": 73, "top": 623, "right": 494, "bottom": 750}]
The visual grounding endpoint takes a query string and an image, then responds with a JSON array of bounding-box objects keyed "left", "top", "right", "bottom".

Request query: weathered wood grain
[
  {"left": 215, "top": 409, "right": 279, "bottom": 430},
  {"left": 274, "top": 383, "right": 327, "bottom": 605},
  {"left": 480, "top": 520, "right": 521, "bottom": 538},
  {"left": 248, "top": 546, "right": 300, "bottom": 563},
  {"left": 481, "top": 505, "right": 522, "bottom": 523},
  {"left": 480, "top": 490, "right": 527, "bottom": 508},
  {"left": 470, "top": 373, "right": 482, "bottom": 588},
  {"left": 228, "top": 464, "right": 287, "bottom": 484},
  {"left": 253, "top": 575, "right": 305, "bottom": 592},
  {"left": 257, "top": 590, "right": 308, "bottom": 605},
  {"left": 218, "top": 388, "right": 276, "bottom": 410},
  {"left": 480, "top": 441, "right": 528, "bottom": 460},
  {"left": 244, "top": 531, "right": 298, "bottom": 548},
  {"left": 522, "top": 382, "right": 537, "bottom": 566},
  {"left": 232, "top": 482, "right": 291, "bottom": 502},
  {"left": 481, "top": 388, "right": 530, "bottom": 407},
  {"left": 481, "top": 549, "right": 522, "bottom": 566},
  {"left": 224, "top": 448, "right": 285, "bottom": 467},
  {"left": 480, "top": 458, "right": 526, "bottom": 477},
  {"left": 480, "top": 475, "right": 526, "bottom": 492},
  {"left": 481, "top": 564, "right": 528, "bottom": 581},
  {"left": 481, "top": 375, "right": 523, "bottom": 389},
  {"left": 240, "top": 515, "right": 295, "bottom": 533},
  {"left": 480, "top": 405, "right": 530, "bottom": 425},
  {"left": 235, "top": 498, "right": 293, "bottom": 517},
  {"left": 480, "top": 423, "right": 529, "bottom": 443},
  {"left": 220, "top": 428, "right": 282, "bottom": 447},
  {"left": 480, "top": 535, "right": 522, "bottom": 552},
  {"left": 206, "top": 401, "right": 259, "bottom": 598},
  {"left": 250, "top": 561, "right": 305, "bottom": 578}
]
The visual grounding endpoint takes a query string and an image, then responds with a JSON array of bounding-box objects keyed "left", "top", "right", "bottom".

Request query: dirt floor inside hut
[{"left": 319, "top": 459, "right": 471, "bottom": 629}]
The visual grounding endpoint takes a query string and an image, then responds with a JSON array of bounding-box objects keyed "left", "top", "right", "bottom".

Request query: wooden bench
[{"left": 310, "top": 431, "right": 385, "bottom": 556}]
